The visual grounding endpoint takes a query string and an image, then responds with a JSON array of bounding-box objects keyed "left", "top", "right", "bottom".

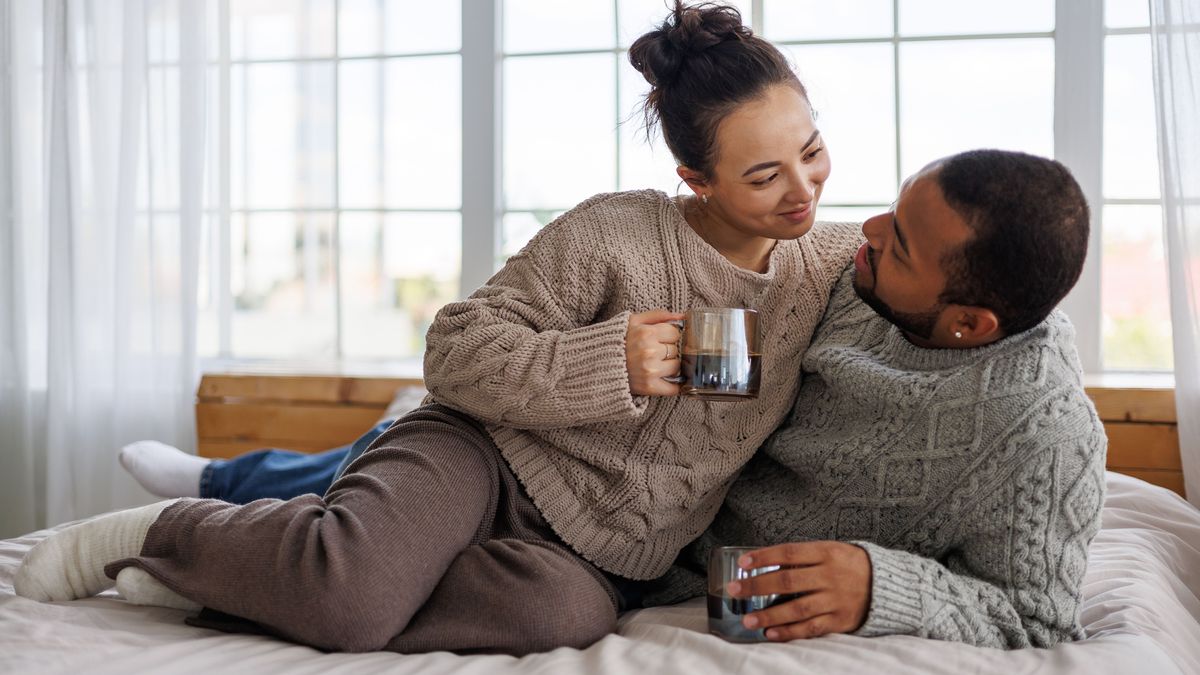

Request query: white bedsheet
[{"left": 1, "top": 472, "right": 1197, "bottom": 675}]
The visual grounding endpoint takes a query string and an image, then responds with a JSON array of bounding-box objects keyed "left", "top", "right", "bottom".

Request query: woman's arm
[{"left": 423, "top": 195, "right": 678, "bottom": 429}]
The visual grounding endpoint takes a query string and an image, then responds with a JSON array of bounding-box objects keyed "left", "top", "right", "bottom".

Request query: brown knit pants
[{"left": 105, "top": 405, "right": 619, "bottom": 655}]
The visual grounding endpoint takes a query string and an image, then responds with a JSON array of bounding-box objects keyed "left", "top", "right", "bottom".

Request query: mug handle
[{"left": 660, "top": 319, "right": 687, "bottom": 384}]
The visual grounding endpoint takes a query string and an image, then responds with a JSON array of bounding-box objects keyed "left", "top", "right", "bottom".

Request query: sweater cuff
[
  {"left": 554, "top": 311, "right": 648, "bottom": 420},
  {"left": 851, "top": 541, "right": 926, "bottom": 638}
]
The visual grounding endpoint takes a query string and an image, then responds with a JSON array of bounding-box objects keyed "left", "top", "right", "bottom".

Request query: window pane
[
  {"left": 785, "top": 43, "right": 896, "bottom": 204},
  {"left": 341, "top": 212, "right": 460, "bottom": 359},
  {"left": 1104, "top": 35, "right": 1160, "bottom": 199},
  {"left": 231, "top": 212, "right": 336, "bottom": 358},
  {"left": 147, "top": 2, "right": 180, "bottom": 65},
  {"left": 384, "top": 57, "right": 461, "bottom": 209},
  {"left": 233, "top": 63, "right": 336, "bottom": 209},
  {"left": 340, "top": 57, "right": 462, "bottom": 210},
  {"left": 765, "top": 0, "right": 892, "bottom": 41},
  {"left": 144, "top": 66, "right": 181, "bottom": 210},
  {"left": 1106, "top": 0, "right": 1150, "bottom": 29},
  {"left": 231, "top": 0, "right": 334, "bottom": 61},
  {"left": 1102, "top": 205, "right": 1173, "bottom": 370},
  {"left": 618, "top": 63, "right": 682, "bottom": 195},
  {"left": 339, "top": 0, "right": 461, "bottom": 56},
  {"left": 618, "top": 0, "right": 752, "bottom": 47},
  {"left": 338, "top": 60, "right": 382, "bottom": 208},
  {"left": 197, "top": 212, "right": 219, "bottom": 358},
  {"left": 137, "top": 213, "right": 186, "bottom": 355},
  {"left": 899, "top": 0, "right": 1053, "bottom": 36},
  {"left": 505, "top": 0, "right": 614, "bottom": 53},
  {"left": 502, "top": 210, "right": 564, "bottom": 259},
  {"left": 504, "top": 54, "right": 617, "bottom": 210},
  {"left": 818, "top": 206, "right": 882, "bottom": 225},
  {"left": 338, "top": 0, "right": 384, "bottom": 56},
  {"left": 899, "top": 39, "right": 1054, "bottom": 177}
]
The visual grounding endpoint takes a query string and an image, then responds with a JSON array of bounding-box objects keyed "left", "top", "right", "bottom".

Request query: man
[{"left": 640, "top": 149, "right": 1105, "bottom": 650}]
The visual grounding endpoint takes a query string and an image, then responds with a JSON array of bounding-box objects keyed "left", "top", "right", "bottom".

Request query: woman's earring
[
  {"left": 954, "top": 331, "right": 963, "bottom": 339},
  {"left": 701, "top": 194, "right": 709, "bottom": 205}
]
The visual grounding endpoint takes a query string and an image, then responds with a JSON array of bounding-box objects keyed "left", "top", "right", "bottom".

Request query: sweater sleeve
[
  {"left": 851, "top": 427, "right": 1106, "bottom": 649},
  {"left": 423, "top": 196, "right": 648, "bottom": 430}
]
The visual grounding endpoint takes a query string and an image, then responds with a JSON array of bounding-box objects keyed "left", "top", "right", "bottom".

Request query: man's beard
[{"left": 852, "top": 247, "right": 942, "bottom": 341}]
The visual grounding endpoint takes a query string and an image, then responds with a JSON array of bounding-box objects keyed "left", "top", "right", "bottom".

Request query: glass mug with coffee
[
  {"left": 664, "top": 308, "right": 761, "bottom": 400},
  {"left": 708, "top": 546, "right": 781, "bottom": 642}
]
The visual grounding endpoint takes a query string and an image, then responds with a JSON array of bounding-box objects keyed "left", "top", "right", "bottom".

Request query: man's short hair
[{"left": 935, "top": 150, "right": 1090, "bottom": 336}]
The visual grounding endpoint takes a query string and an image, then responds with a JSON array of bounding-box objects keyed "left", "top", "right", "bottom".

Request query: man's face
[{"left": 851, "top": 168, "right": 974, "bottom": 343}]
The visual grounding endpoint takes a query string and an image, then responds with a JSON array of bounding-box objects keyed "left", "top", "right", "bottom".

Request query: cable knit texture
[
  {"left": 422, "top": 190, "right": 863, "bottom": 579},
  {"left": 644, "top": 267, "right": 1108, "bottom": 648}
]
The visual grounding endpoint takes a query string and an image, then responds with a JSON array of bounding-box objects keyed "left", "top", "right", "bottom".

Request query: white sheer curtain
[
  {"left": 1151, "top": 0, "right": 1200, "bottom": 507},
  {"left": 0, "top": 0, "right": 209, "bottom": 538}
]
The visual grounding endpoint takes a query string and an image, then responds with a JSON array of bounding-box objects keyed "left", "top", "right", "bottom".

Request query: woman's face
[{"left": 688, "top": 83, "right": 831, "bottom": 241}]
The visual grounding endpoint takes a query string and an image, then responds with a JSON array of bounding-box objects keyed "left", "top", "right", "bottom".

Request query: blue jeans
[{"left": 199, "top": 419, "right": 393, "bottom": 504}]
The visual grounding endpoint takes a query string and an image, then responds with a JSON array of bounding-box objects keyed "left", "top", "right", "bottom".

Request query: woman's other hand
[{"left": 626, "top": 310, "right": 685, "bottom": 396}]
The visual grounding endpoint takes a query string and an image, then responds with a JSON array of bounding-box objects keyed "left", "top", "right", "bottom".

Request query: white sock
[
  {"left": 115, "top": 567, "right": 201, "bottom": 611},
  {"left": 119, "top": 440, "right": 208, "bottom": 498},
  {"left": 14, "top": 500, "right": 178, "bottom": 602}
]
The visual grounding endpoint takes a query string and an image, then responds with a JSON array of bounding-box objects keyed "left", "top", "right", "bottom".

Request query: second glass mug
[
  {"left": 664, "top": 308, "right": 761, "bottom": 400},
  {"left": 707, "top": 545, "right": 782, "bottom": 642}
]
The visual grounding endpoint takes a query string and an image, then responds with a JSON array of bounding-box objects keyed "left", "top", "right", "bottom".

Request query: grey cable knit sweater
[
  {"left": 422, "top": 190, "right": 863, "bottom": 579},
  {"left": 646, "top": 267, "right": 1108, "bottom": 649}
]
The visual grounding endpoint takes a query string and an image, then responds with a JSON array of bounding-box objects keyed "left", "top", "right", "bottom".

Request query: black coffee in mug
[
  {"left": 680, "top": 351, "right": 762, "bottom": 401},
  {"left": 707, "top": 592, "right": 777, "bottom": 642}
]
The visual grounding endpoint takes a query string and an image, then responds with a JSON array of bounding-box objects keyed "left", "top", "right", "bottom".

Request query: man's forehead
[
  {"left": 898, "top": 172, "right": 971, "bottom": 252},
  {"left": 898, "top": 162, "right": 942, "bottom": 196}
]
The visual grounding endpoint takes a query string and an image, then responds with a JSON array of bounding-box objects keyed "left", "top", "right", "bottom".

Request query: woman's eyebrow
[{"left": 739, "top": 131, "right": 820, "bottom": 177}]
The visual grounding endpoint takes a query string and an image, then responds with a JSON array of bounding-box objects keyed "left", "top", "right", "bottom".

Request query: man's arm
[
  {"left": 730, "top": 427, "right": 1107, "bottom": 648},
  {"left": 852, "top": 426, "right": 1106, "bottom": 648}
]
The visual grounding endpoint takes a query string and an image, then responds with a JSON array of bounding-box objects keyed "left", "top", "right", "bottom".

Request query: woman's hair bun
[{"left": 629, "top": 1, "right": 752, "bottom": 88}]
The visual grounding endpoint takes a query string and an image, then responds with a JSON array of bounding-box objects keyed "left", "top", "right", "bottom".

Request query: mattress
[{"left": 2, "top": 471, "right": 1198, "bottom": 675}]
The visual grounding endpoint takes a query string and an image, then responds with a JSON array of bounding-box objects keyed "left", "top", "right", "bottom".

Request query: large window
[
  {"left": 1101, "top": 1, "right": 1170, "bottom": 370},
  {"left": 499, "top": 0, "right": 750, "bottom": 256},
  {"left": 199, "top": 0, "right": 1170, "bottom": 375},
  {"left": 197, "top": 0, "right": 462, "bottom": 363},
  {"left": 765, "top": 1, "right": 1056, "bottom": 223}
]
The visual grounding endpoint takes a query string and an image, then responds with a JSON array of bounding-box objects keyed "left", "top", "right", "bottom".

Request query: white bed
[{"left": 2, "top": 472, "right": 1198, "bottom": 675}]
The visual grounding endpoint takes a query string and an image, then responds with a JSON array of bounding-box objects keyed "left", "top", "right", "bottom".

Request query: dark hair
[
  {"left": 935, "top": 150, "right": 1090, "bottom": 335},
  {"left": 628, "top": 1, "right": 806, "bottom": 179}
]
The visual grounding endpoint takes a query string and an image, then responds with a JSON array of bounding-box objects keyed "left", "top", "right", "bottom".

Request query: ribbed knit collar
[
  {"left": 667, "top": 192, "right": 796, "bottom": 302},
  {"left": 871, "top": 309, "right": 1071, "bottom": 372}
]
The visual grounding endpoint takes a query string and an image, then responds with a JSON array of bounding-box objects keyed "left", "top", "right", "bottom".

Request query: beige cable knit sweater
[{"left": 423, "top": 190, "right": 863, "bottom": 579}]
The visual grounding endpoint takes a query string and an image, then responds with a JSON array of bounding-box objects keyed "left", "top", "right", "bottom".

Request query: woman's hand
[
  {"left": 726, "top": 541, "right": 872, "bottom": 641},
  {"left": 625, "top": 310, "right": 685, "bottom": 396}
]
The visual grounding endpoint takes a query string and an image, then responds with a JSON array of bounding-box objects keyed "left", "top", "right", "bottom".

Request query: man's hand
[{"left": 726, "top": 541, "right": 872, "bottom": 641}]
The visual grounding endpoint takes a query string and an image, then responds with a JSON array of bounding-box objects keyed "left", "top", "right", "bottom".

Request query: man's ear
[
  {"left": 949, "top": 307, "right": 1003, "bottom": 344},
  {"left": 676, "top": 166, "right": 708, "bottom": 194}
]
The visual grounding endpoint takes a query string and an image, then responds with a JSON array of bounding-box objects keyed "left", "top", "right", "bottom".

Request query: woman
[{"left": 15, "top": 1, "right": 861, "bottom": 655}]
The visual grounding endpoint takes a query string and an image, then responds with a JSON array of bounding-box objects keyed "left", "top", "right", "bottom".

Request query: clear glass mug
[
  {"left": 707, "top": 545, "right": 781, "bottom": 642},
  {"left": 664, "top": 308, "right": 761, "bottom": 401}
]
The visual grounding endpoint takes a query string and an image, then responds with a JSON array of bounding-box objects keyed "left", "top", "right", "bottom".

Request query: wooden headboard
[
  {"left": 196, "top": 374, "right": 423, "bottom": 457},
  {"left": 196, "top": 373, "right": 1185, "bottom": 499}
]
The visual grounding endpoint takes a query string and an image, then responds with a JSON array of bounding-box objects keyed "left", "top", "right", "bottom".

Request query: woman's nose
[{"left": 784, "top": 176, "right": 815, "bottom": 203}]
